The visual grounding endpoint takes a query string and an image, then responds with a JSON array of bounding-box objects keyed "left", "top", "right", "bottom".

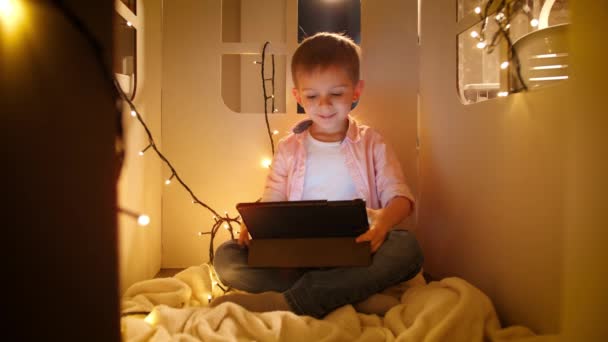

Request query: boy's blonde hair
[{"left": 291, "top": 32, "right": 361, "bottom": 87}]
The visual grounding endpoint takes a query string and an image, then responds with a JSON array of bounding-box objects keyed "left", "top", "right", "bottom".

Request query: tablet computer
[{"left": 235, "top": 199, "right": 369, "bottom": 239}]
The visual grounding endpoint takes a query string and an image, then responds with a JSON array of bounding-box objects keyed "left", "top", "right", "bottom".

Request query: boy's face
[{"left": 292, "top": 65, "right": 364, "bottom": 135}]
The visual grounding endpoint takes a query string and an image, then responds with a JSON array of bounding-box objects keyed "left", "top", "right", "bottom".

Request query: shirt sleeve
[
  {"left": 261, "top": 140, "right": 289, "bottom": 202},
  {"left": 372, "top": 134, "right": 415, "bottom": 209}
]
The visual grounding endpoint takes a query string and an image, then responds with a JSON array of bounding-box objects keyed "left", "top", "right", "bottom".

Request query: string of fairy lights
[
  {"left": 51, "top": 1, "right": 279, "bottom": 300},
  {"left": 123, "top": 41, "right": 279, "bottom": 265},
  {"left": 469, "top": 0, "right": 531, "bottom": 95},
  {"left": 257, "top": 41, "right": 279, "bottom": 155}
]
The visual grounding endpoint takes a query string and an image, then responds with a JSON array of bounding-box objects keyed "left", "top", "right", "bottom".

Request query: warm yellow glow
[
  {"left": 497, "top": 91, "right": 509, "bottom": 97},
  {"left": 0, "top": 0, "right": 25, "bottom": 33},
  {"left": 261, "top": 158, "right": 272, "bottom": 168},
  {"left": 130, "top": 110, "right": 136, "bottom": 117},
  {"left": 126, "top": 21, "right": 132, "bottom": 27},
  {"left": 223, "top": 223, "right": 229, "bottom": 229},
  {"left": 476, "top": 41, "right": 486, "bottom": 49},
  {"left": 138, "top": 151, "right": 144, "bottom": 156},
  {"left": 533, "top": 53, "right": 559, "bottom": 59},
  {"left": 474, "top": 6, "right": 481, "bottom": 14},
  {"left": 207, "top": 294, "right": 212, "bottom": 302},
  {"left": 0, "top": 0, "right": 14, "bottom": 15},
  {"left": 470, "top": 31, "right": 479, "bottom": 38},
  {"left": 272, "top": 130, "right": 279, "bottom": 135},
  {"left": 137, "top": 215, "right": 150, "bottom": 226},
  {"left": 500, "top": 61, "right": 509, "bottom": 69},
  {"left": 530, "top": 18, "right": 539, "bottom": 27},
  {"left": 165, "top": 179, "right": 171, "bottom": 185}
]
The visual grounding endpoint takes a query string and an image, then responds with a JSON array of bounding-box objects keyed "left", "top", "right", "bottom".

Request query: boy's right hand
[{"left": 238, "top": 223, "right": 251, "bottom": 247}]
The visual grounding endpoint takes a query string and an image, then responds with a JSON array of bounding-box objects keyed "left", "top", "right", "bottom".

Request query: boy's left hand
[{"left": 356, "top": 208, "right": 388, "bottom": 253}]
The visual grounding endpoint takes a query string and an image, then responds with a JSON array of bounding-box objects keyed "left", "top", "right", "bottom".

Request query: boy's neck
[{"left": 309, "top": 119, "right": 349, "bottom": 142}]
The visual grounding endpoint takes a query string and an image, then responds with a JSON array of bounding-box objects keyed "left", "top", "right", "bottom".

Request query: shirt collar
[{"left": 291, "top": 116, "right": 361, "bottom": 143}]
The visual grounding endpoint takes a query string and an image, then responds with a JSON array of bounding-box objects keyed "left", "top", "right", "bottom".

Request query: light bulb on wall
[
  {"left": 476, "top": 41, "right": 486, "bottom": 49},
  {"left": 470, "top": 31, "right": 479, "bottom": 38},
  {"left": 500, "top": 61, "right": 509, "bottom": 69},
  {"left": 474, "top": 6, "right": 481, "bottom": 14},
  {"left": 118, "top": 207, "right": 150, "bottom": 227},
  {"left": 530, "top": 18, "right": 539, "bottom": 27},
  {"left": 261, "top": 158, "right": 272, "bottom": 168},
  {"left": 137, "top": 215, "right": 150, "bottom": 226}
]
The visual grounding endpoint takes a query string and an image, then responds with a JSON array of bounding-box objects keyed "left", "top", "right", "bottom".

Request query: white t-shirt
[{"left": 301, "top": 134, "right": 359, "bottom": 201}]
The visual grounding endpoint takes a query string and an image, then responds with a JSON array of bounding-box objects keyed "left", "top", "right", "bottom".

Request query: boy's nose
[{"left": 318, "top": 95, "right": 332, "bottom": 108}]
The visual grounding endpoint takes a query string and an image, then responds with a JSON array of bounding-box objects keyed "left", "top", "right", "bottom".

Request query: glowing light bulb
[
  {"left": 261, "top": 158, "right": 272, "bottom": 168},
  {"left": 207, "top": 294, "right": 212, "bottom": 302},
  {"left": 470, "top": 31, "right": 479, "bottom": 38},
  {"left": 476, "top": 41, "right": 486, "bottom": 49},
  {"left": 223, "top": 223, "right": 229, "bottom": 229},
  {"left": 130, "top": 110, "right": 136, "bottom": 117},
  {"left": 500, "top": 61, "right": 509, "bottom": 69},
  {"left": 474, "top": 6, "right": 481, "bottom": 14},
  {"left": 198, "top": 232, "right": 204, "bottom": 236},
  {"left": 273, "top": 109, "right": 279, "bottom": 113},
  {"left": 138, "top": 151, "right": 144, "bottom": 156},
  {"left": 144, "top": 311, "right": 157, "bottom": 325},
  {"left": 495, "top": 12, "right": 505, "bottom": 21},
  {"left": 497, "top": 91, "right": 509, "bottom": 97},
  {"left": 165, "top": 179, "right": 171, "bottom": 185},
  {"left": 272, "top": 130, "right": 279, "bottom": 135},
  {"left": 530, "top": 18, "right": 539, "bottom": 27},
  {"left": 137, "top": 215, "right": 150, "bottom": 226},
  {"left": 126, "top": 21, "right": 132, "bottom": 27}
]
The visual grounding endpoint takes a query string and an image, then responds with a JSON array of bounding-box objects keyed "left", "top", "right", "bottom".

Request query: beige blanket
[{"left": 121, "top": 264, "right": 543, "bottom": 342}]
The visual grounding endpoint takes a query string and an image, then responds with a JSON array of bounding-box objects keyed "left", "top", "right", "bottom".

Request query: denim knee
[
  {"left": 213, "top": 240, "right": 245, "bottom": 286},
  {"left": 376, "top": 230, "right": 424, "bottom": 281}
]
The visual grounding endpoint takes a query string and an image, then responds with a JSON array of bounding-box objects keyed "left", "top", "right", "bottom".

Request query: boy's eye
[
  {"left": 306, "top": 95, "right": 317, "bottom": 99},
  {"left": 331, "top": 93, "right": 343, "bottom": 97}
]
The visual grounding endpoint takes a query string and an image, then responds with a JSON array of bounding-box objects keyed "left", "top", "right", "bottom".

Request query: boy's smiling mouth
[{"left": 318, "top": 113, "right": 337, "bottom": 119}]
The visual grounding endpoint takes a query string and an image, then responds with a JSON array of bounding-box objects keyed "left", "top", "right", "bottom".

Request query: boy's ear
[
  {"left": 292, "top": 88, "right": 302, "bottom": 105},
  {"left": 353, "top": 80, "right": 365, "bottom": 102}
]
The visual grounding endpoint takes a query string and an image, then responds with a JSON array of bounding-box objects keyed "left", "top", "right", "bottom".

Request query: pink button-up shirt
[{"left": 262, "top": 117, "right": 414, "bottom": 210}]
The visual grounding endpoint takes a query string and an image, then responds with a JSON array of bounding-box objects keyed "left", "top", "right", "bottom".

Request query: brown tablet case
[{"left": 236, "top": 199, "right": 371, "bottom": 267}]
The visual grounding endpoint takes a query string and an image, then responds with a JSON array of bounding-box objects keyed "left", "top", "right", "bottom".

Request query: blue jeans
[{"left": 213, "top": 230, "right": 424, "bottom": 318}]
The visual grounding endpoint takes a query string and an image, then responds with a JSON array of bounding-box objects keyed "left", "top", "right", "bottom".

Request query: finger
[{"left": 356, "top": 231, "right": 371, "bottom": 243}]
